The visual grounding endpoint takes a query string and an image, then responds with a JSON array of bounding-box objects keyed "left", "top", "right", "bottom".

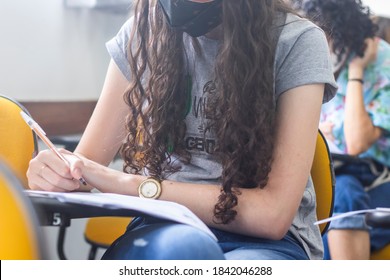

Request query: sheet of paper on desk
[{"left": 26, "top": 190, "right": 217, "bottom": 241}]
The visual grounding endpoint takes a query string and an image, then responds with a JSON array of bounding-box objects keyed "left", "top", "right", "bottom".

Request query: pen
[{"left": 20, "top": 111, "right": 87, "bottom": 186}]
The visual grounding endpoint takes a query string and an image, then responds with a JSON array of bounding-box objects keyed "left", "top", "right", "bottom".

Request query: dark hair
[
  {"left": 301, "top": 0, "right": 378, "bottom": 63},
  {"left": 120, "top": 0, "right": 291, "bottom": 224}
]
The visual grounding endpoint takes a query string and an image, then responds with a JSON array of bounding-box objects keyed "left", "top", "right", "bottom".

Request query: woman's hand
[
  {"left": 27, "top": 149, "right": 86, "bottom": 192},
  {"left": 349, "top": 37, "right": 379, "bottom": 71}
]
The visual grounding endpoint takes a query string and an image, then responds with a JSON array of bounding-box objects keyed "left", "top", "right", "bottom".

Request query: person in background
[
  {"left": 299, "top": 0, "right": 390, "bottom": 260},
  {"left": 26, "top": 0, "right": 336, "bottom": 260}
]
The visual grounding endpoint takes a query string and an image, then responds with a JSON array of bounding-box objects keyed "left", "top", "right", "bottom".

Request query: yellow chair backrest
[
  {"left": 0, "top": 95, "right": 38, "bottom": 187},
  {"left": 311, "top": 130, "right": 335, "bottom": 235},
  {"left": 0, "top": 159, "right": 44, "bottom": 259}
]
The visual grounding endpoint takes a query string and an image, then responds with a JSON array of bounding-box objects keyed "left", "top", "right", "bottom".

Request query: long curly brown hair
[{"left": 121, "top": 0, "right": 291, "bottom": 224}]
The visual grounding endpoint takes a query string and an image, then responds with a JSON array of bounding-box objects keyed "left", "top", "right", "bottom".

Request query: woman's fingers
[
  {"left": 350, "top": 37, "right": 379, "bottom": 68},
  {"left": 39, "top": 164, "right": 80, "bottom": 191},
  {"left": 62, "top": 153, "right": 86, "bottom": 182},
  {"left": 27, "top": 149, "right": 81, "bottom": 192},
  {"left": 28, "top": 169, "right": 78, "bottom": 192}
]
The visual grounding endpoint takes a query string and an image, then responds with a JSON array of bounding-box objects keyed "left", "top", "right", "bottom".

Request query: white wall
[
  {"left": 0, "top": 0, "right": 130, "bottom": 101},
  {"left": 362, "top": 0, "right": 390, "bottom": 18}
]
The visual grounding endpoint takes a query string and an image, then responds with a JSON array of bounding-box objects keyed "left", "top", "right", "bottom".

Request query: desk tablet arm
[{"left": 365, "top": 212, "right": 390, "bottom": 229}]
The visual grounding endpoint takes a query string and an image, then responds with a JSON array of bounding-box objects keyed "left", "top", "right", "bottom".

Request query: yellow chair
[
  {"left": 0, "top": 159, "right": 45, "bottom": 259},
  {"left": 311, "top": 130, "right": 335, "bottom": 236},
  {"left": 0, "top": 95, "right": 38, "bottom": 187},
  {"left": 84, "top": 216, "right": 132, "bottom": 259}
]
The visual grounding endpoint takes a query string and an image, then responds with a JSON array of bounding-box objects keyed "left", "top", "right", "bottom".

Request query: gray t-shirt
[{"left": 106, "top": 13, "right": 337, "bottom": 260}]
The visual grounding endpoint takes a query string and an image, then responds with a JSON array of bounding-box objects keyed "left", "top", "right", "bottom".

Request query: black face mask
[{"left": 158, "top": 0, "right": 223, "bottom": 37}]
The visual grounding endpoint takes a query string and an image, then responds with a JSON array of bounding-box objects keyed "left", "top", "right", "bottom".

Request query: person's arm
[
  {"left": 75, "top": 59, "right": 130, "bottom": 166},
  {"left": 69, "top": 83, "right": 324, "bottom": 240},
  {"left": 344, "top": 38, "right": 383, "bottom": 155}
]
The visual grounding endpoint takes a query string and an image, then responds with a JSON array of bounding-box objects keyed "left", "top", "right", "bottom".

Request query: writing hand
[{"left": 27, "top": 149, "right": 85, "bottom": 192}]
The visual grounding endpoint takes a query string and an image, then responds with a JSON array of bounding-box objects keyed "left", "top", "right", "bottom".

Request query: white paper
[{"left": 26, "top": 190, "right": 217, "bottom": 241}]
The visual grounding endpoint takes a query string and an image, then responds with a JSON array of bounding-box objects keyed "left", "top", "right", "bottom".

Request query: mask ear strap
[
  {"left": 183, "top": 74, "right": 192, "bottom": 118},
  {"left": 182, "top": 48, "right": 192, "bottom": 119}
]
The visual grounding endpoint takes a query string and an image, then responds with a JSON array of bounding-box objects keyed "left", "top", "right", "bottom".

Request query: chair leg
[
  {"left": 88, "top": 246, "right": 98, "bottom": 260},
  {"left": 57, "top": 225, "right": 67, "bottom": 260}
]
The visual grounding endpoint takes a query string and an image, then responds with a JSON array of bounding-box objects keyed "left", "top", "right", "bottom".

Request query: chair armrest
[{"left": 365, "top": 211, "right": 390, "bottom": 229}]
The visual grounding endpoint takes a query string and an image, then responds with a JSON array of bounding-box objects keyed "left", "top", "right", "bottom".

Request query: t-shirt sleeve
[
  {"left": 106, "top": 18, "right": 132, "bottom": 81},
  {"left": 275, "top": 26, "right": 337, "bottom": 103}
]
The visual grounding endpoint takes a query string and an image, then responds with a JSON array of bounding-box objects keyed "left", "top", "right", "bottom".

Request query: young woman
[
  {"left": 27, "top": 0, "right": 336, "bottom": 260},
  {"left": 300, "top": 0, "right": 390, "bottom": 259}
]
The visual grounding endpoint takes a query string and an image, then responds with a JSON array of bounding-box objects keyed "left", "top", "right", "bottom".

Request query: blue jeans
[
  {"left": 102, "top": 217, "right": 308, "bottom": 260},
  {"left": 323, "top": 161, "right": 390, "bottom": 259}
]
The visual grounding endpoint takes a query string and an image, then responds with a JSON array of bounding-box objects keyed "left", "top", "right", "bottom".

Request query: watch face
[
  {"left": 139, "top": 179, "right": 161, "bottom": 199},
  {"left": 142, "top": 181, "right": 158, "bottom": 198}
]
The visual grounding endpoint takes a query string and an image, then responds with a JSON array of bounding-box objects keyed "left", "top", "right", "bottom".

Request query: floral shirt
[{"left": 321, "top": 39, "right": 390, "bottom": 167}]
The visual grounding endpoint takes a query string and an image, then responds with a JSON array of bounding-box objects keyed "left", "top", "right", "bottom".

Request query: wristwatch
[{"left": 138, "top": 177, "right": 162, "bottom": 199}]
